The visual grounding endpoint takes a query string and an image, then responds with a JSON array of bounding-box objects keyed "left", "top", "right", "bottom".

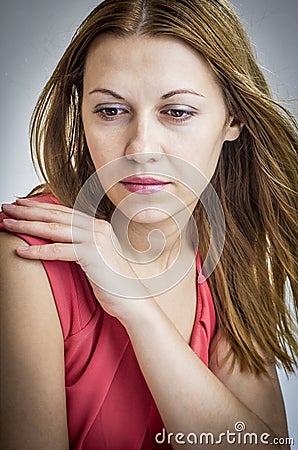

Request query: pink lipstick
[{"left": 120, "top": 176, "right": 170, "bottom": 194}]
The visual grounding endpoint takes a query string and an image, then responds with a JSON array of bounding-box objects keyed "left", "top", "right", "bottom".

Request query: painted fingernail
[
  {"left": 3, "top": 218, "right": 17, "bottom": 224},
  {"left": 17, "top": 246, "right": 30, "bottom": 251}
]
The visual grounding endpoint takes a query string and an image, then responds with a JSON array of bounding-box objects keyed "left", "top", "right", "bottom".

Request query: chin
[{"left": 124, "top": 209, "right": 172, "bottom": 225}]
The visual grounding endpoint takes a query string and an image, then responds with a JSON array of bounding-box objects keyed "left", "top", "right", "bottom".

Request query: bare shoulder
[
  {"left": 0, "top": 231, "right": 61, "bottom": 334},
  {"left": 209, "top": 328, "right": 289, "bottom": 443},
  {"left": 0, "top": 232, "right": 69, "bottom": 449},
  {"left": 0, "top": 231, "right": 47, "bottom": 285}
]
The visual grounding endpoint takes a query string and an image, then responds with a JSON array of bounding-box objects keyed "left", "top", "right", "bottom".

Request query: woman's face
[{"left": 81, "top": 35, "right": 241, "bottom": 223}]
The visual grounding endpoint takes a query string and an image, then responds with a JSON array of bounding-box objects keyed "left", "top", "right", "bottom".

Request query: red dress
[{"left": 0, "top": 194, "right": 216, "bottom": 450}]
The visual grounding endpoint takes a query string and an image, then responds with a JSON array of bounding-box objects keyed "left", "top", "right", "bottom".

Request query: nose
[{"left": 124, "top": 115, "right": 163, "bottom": 164}]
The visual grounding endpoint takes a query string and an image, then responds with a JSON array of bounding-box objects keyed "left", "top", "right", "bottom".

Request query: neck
[{"left": 111, "top": 208, "right": 198, "bottom": 277}]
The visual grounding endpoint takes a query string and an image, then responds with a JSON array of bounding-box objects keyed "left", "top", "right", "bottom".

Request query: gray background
[{"left": 0, "top": 0, "right": 297, "bottom": 446}]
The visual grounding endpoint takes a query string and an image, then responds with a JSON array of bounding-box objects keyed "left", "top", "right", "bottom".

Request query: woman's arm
[
  {"left": 0, "top": 233, "right": 69, "bottom": 450},
  {"left": 208, "top": 330, "right": 289, "bottom": 445},
  {"left": 125, "top": 305, "right": 289, "bottom": 450}
]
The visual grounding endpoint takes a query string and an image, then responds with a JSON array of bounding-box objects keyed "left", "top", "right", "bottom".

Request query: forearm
[{"left": 125, "top": 304, "right": 284, "bottom": 450}]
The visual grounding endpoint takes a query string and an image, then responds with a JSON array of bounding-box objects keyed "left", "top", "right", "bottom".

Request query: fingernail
[
  {"left": 2, "top": 203, "right": 16, "bottom": 209},
  {"left": 17, "top": 246, "right": 30, "bottom": 251},
  {"left": 3, "top": 218, "right": 17, "bottom": 224}
]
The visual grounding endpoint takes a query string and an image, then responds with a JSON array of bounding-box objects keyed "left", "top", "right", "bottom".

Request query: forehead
[{"left": 83, "top": 34, "right": 220, "bottom": 96}]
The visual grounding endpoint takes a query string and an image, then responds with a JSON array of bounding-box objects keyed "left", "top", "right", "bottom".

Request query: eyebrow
[
  {"left": 161, "top": 89, "right": 206, "bottom": 99},
  {"left": 88, "top": 88, "right": 125, "bottom": 99},
  {"left": 88, "top": 88, "right": 205, "bottom": 100}
]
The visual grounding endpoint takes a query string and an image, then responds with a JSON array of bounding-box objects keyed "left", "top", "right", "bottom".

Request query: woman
[{"left": 0, "top": 0, "right": 297, "bottom": 449}]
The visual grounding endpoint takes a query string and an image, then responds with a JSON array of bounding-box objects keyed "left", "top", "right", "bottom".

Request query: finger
[
  {"left": 16, "top": 198, "right": 92, "bottom": 220},
  {"left": 2, "top": 218, "right": 90, "bottom": 243},
  {"left": 16, "top": 242, "right": 79, "bottom": 261},
  {"left": 2, "top": 203, "right": 92, "bottom": 230}
]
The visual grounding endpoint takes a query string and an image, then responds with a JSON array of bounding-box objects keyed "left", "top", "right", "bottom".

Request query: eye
[
  {"left": 93, "top": 105, "right": 129, "bottom": 121},
  {"left": 161, "top": 108, "right": 196, "bottom": 123}
]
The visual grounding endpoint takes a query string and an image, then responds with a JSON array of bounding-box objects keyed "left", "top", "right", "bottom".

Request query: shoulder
[
  {"left": 0, "top": 231, "right": 52, "bottom": 292},
  {"left": 0, "top": 230, "right": 63, "bottom": 346},
  {"left": 0, "top": 216, "right": 99, "bottom": 339},
  {"left": 0, "top": 232, "right": 69, "bottom": 449},
  {"left": 0, "top": 231, "right": 63, "bottom": 348}
]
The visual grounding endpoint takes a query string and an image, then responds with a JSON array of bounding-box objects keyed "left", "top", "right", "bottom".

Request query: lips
[{"left": 120, "top": 176, "right": 170, "bottom": 194}]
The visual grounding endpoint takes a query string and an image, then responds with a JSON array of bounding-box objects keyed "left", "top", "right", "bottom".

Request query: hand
[{"left": 1, "top": 198, "right": 157, "bottom": 325}]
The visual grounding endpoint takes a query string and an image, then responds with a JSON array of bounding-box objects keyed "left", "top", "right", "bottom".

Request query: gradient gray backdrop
[{"left": 0, "top": 0, "right": 297, "bottom": 446}]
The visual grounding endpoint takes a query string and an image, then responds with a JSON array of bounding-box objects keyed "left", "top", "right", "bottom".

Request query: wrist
[{"left": 119, "top": 295, "right": 162, "bottom": 332}]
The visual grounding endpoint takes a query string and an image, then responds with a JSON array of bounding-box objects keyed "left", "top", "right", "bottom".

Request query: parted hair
[{"left": 29, "top": 0, "right": 297, "bottom": 374}]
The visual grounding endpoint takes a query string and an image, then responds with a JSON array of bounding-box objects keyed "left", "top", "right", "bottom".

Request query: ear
[{"left": 224, "top": 117, "right": 244, "bottom": 142}]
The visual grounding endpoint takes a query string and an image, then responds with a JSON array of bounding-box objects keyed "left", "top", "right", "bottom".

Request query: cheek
[
  {"left": 85, "top": 138, "right": 106, "bottom": 169},
  {"left": 178, "top": 129, "right": 224, "bottom": 182},
  {"left": 84, "top": 127, "right": 121, "bottom": 169}
]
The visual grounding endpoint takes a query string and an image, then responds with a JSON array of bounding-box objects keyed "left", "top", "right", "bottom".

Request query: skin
[
  {"left": 82, "top": 35, "right": 238, "bottom": 227},
  {"left": 0, "top": 35, "right": 289, "bottom": 449}
]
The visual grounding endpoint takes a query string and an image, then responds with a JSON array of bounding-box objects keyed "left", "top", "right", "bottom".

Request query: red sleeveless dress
[{"left": 0, "top": 194, "right": 216, "bottom": 450}]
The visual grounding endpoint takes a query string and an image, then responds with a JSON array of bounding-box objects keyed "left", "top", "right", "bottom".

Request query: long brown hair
[{"left": 29, "top": 0, "right": 297, "bottom": 374}]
